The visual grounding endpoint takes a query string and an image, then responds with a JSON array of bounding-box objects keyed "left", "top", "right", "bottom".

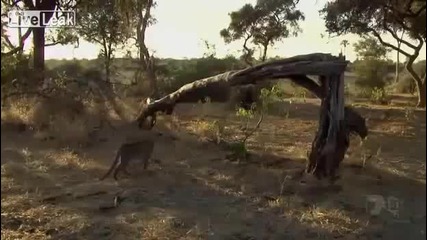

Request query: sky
[{"left": 7, "top": 0, "right": 427, "bottom": 62}]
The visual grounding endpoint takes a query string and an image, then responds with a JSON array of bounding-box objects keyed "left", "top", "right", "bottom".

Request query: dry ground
[{"left": 1, "top": 95, "right": 426, "bottom": 240}]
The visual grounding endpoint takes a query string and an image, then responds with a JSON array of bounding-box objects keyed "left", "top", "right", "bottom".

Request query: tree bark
[
  {"left": 307, "top": 74, "right": 348, "bottom": 181},
  {"left": 261, "top": 43, "right": 268, "bottom": 62},
  {"left": 102, "top": 37, "right": 114, "bottom": 83},
  {"left": 395, "top": 31, "right": 404, "bottom": 84},
  {"left": 29, "top": 0, "right": 56, "bottom": 83},
  {"left": 136, "top": 0, "right": 157, "bottom": 97},
  {"left": 287, "top": 75, "right": 367, "bottom": 139},
  {"left": 395, "top": 49, "right": 400, "bottom": 83},
  {"left": 406, "top": 55, "right": 426, "bottom": 108},
  {"left": 33, "top": 27, "right": 45, "bottom": 82},
  {"left": 243, "top": 34, "right": 254, "bottom": 67}
]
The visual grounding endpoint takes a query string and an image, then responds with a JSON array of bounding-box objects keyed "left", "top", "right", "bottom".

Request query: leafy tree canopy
[
  {"left": 353, "top": 36, "right": 390, "bottom": 60},
  {"left": 220, "top": 0, "right": 304, "bottom": 63},
  {"left": 321, "top": 0, "right": 426, "bottom": 54},
  {"left": 321, "top": 0, "right": 426, "bottom": 107},
  {"left": 78, "top": 0, "right": 131, "bottom": 46}
]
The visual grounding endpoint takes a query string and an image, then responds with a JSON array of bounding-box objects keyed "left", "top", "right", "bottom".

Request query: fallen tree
[{"left": 136, "top": 53, "right": 368, "bottom": 181}]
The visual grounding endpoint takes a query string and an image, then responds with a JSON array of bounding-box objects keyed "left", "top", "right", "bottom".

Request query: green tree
[
  {"left": 220, "top": 0, "right": 304, "bottom": 65},
  {"left": 78, "top": 0, "right": 131, "bottom": 82},
  {"left": 353, "top": 37, "right": 390, "bottom": 60},
  {"left": 132, "top": 0, "right": 158, "bottom": 97},
  {"left": 352, "top": 37, "right": 391, "bottom": 89},
  {"left": 321, "top": 0, "right": 426, "bottom": 107},
  {"left": 109, "top": 0, "right": 158, "bottom": 97}
]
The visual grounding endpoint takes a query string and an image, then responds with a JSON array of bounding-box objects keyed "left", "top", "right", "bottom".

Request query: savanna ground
[{"left": 1, "top": 94, "right": 426, "bottom": 240}]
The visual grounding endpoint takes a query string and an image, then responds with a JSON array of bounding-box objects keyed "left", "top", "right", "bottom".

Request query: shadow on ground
[{"left": 1, "top": 100, "right": 426, "bottom": 240}]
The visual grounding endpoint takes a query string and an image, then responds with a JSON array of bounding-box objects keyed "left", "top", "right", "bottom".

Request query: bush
[
  {"left": 353, "top": 58, "right": 389, "bottom": 89},
  {"left": 1, "top": 62, "right": 125, "bottom": 146},
  {"left": 358, "top": 87, "right": 390, "bottom": 105},
  {"left": 1, "top": 54, "right": 33, "bottom": 91},
  {"left": 46, "top": 61, "right": 88, "bottom": 79}
]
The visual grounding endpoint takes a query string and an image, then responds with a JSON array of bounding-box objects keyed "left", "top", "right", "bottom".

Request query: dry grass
[
  {"left": 1, "top": 97, "right": 38, "bottom": 125},
  {"left": 1, "top": 95, "right": 426, "bottom": 239},
  {"left": 1, "top": 95, "right": 132, "bottom": 147}
]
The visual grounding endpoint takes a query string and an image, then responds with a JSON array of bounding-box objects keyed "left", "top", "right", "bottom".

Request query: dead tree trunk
[
  {"left": 287, "top": 75, "right": 367, "bottom": 139},
  {"left": 136, "top": 53, "right": 367, "bottom": 180},
  {"left": 306, "top": 74, "right": 348, "bottom": 181}
]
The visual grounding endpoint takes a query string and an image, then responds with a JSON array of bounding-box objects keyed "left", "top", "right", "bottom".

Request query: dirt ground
[{"left": 1, "top": 96, "right": 426, "bottom": 240}]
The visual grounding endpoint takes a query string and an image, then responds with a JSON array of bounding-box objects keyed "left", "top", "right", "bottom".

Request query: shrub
[
  {"left": 191, "top": 119, "right": 225, "bottom": 143},
  {"left": 1, "top": 54, "right": 33, "bottom": 91},
  {"left": 46, "top": 61, "right": 88, "bottom": 80},
  {"left": 369, "top": 87, "right": 390, "bottom": 105},
  {"left": 353, "top": 58, "right": 389, "bottom": 89}
]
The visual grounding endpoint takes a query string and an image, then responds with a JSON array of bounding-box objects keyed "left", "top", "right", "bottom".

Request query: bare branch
[
  {"left": 1, "top": 28, "right": 32, "bottom": 57},
  {"left": 242, "top": 33, "right": 254, "bottom": 66},
  {"left": 242, "top": 113, "right": 264, "bottom": 144},
  {"left": 1, "top": 46, "right": 24, "bottom": 57},
  {"left": 44, "top": 41, "right": 62, "bottom": 47},
  {"left": 2, "top": 34, "right": 16, "bottom": 50},
  {"left": 380, "top": 14, "right": 420, "bottom": 50},
  {"left": 369, "top": 28, "right": 412, "bottom": 57},
  {"left": 383, "top": 25, "right": 418, "bottom": 49}
]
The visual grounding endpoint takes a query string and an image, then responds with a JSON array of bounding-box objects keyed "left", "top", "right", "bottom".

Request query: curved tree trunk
[
  {"left": 394, "top": 31, "right": 405, "bottom": 84},
  {"left": 242, "top": 34, "right": 254, "bottom": 67},
  {"left": 136, "top": 53, "right": 367, "bottom": 181},
  {"left": 406, "top": 56, "right": 426, "bottom": 108},
  {"left": 136, "top": 0, "right": 157, "bottom": 98}
]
